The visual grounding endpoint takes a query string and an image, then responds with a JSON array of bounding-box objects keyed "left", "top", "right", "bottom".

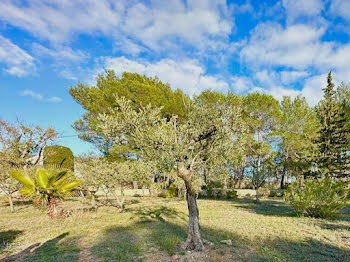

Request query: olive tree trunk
[
  {"left": 8, "top": 194, "right": 14, "bottom": 212},
  {"left": 177, "top": 162, "right": 204, "bottom": 251},
  {"left": 116, "top": 186, "right": 125, "bottom": 212},
  {"left": 183, "top": 191, "right": 204, "bottom": 251}
]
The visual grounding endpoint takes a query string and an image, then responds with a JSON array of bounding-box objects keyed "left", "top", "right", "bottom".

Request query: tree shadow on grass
[
  {"left": 234, "top": 198, "right": 296, "bottom": 218},
  {"left": 259, "top": 238, "right": 350, "bottom": 262},
  {"left": 319, "top": 223, "right": 350, "bottom": 231},
  {"left": 0, "top": 230, "right": 23, "bottom": 253},
  {"left": 129, "top": 205, "right": 187, "bottom": 222},
  {"left": 335, "top": 204, "right": 350, "bottom": 222},
  {"left": 91, "top": 205, "right": 349, "bottom": 262},
  {"left": 91, "top": 206, "right": 263, "bottom": 261},
  {"left": 0, "top": 232, "right": 80, "bottom": 262}
]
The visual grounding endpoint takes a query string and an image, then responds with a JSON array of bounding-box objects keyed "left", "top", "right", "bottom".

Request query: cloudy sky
[{"left": 1, "top": 0, "right": 349, "bottom": 154}]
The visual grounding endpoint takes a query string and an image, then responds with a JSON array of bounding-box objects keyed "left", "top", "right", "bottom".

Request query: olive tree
[
  {"left": 77, "top": 155, "right": 152, "bottom": 211},
  {"left": 0, "top": 155, "right": 19, "bottom": 212},
  {"left": 97, "top": 95, "right": 242, "bottom": 251},
  {"left": 0, "top": 120, "right": 57, "bottom": 211}
]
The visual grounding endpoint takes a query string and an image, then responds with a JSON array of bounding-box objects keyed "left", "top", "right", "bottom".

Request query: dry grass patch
[{"left": 0, "top": 197, "right": 349, "bottom": 261}]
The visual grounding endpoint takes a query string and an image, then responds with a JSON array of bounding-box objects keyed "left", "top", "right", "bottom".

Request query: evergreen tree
[
  {"left": 336, "top": 82, "right": 350, "bottom": 146},
  {"left": 315, "top": 72, "right": 349, "bottom": 178},
  {"left": 278, "top": 96, "right": 319, "bottom": 188}
]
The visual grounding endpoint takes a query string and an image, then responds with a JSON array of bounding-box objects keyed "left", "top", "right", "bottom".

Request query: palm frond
[
  {"left": 10, "top": 170, "right": 35, "bottom": 187},
  {"left": 36, "top": 168, "right": 48, "bottom": 189}
]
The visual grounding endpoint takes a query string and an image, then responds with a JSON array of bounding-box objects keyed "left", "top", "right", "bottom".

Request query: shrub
[
  {"left": 214, "top": 190, "right": 222, "bottom": 198},
  {"left": 269, "top": 189, "right": 285, "bottom": 198},
  {"left": 206, "top": 185, "right": 214, "bottom": 198},
  {"left": 226, "top": 190, "right": 238, "bottom": 200},
  {"left": 285, "top": 178, "right": 348, "bottom": 219},
  {"left": 165, "top": 184, "right": 178, "bottom": 198},
  {"left": 44, "top": 146, "right": 74, "bottom": 171}
]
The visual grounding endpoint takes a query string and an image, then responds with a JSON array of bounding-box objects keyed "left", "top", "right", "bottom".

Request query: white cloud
[
  {"left": 239, "top": 21, "right": 350, "bottom": 106},
  {"left": 230, "top": 75, "right": 259, "bottom": 93},
  {"left": 0, "top": 0, "right": 234, "bottom": 53},
  {"left": 300, "top": 74, "right": 327, "bottom": 107},
  {"left": 0, "top": 35, "right": 36, "bottom": 77},
  {"left": 241, "top": 23, "right": 326, "bottom": 69},
  {"left": 330, "top": 0, "right": 350, "bottom": 21},
  {"left": 269, "top": 86, "right": 301, "bottom": 101},
  {"left": 113, "top": 38, "right": 147, "bottom": 56},
  {"left": 20, "top": 90, "right": 43, "bottom": 100},
  {"left": 32, "top": 43, "right": 88, "bottom": 63},
  {"left": 122, "top": 0, "right": 233, "bottom": 50},
  {"left": 20, "top": 89, "right": 62, "bottom": 103},
  {"left": 282, "top": 0, "right": 324, "bottom": 23},
  {"left": 48, "top": 96, "right": 63, "bottom": 103},
  {"left": 280, "top": 70, "right": 309, "bottom": 84},
  {"left": 231, "top": 72, "right": 302, "bottom": 102},
  {"left": 101, "top": 56, "right": 229, "bottom": 96},
  {"left": 0, "top": 0, "right": 124, "bottom": 42},
  {"left": 32, "top": 43, "right": 89, "bottom": 80},
  {"left": 241, "top": 21, "right": 350, "bottom": 74}
]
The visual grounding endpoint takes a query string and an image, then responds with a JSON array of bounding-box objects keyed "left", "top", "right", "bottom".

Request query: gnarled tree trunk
[
  {"left": 178, "top": 162, "right": 204, "bottom": 251},
  {"left": 184, "top": 191, "right": 204, "bottom": 251}
]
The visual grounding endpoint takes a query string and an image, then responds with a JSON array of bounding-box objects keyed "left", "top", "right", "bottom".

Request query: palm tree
[{"left": 11, "top": 168, "right": 82, "bottom": 218}]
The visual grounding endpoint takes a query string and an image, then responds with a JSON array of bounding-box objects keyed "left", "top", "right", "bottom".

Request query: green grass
[{"left": 0, "top": 197, "right": 349, "bottom": 261}]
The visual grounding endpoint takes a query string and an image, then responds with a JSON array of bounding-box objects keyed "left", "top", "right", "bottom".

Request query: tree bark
[
  {"left": 280, "top": 174, "right": 285, "bottom": 189},
  {"left": 183, "top": 191, "right": 204, "bottom": 251},
  {"left": 8, "top": 194, "right": 14, "bottom": 212},
  {"left": 255, "top": 155, "right": 261, "bottom": 203},
  {"left": 47, "top": 196, "right": 57, "bottom": 218},
  {"left": 255, "top": 188, "right": 260, "bottom": 203},
  {"left": 116, "top": 186, "right": 125, "bottom": 212},
  {"left": 177, "top": 162, "right": 204, "bottom": 251},
  {"left": 280, "top": 165, "right": 286, "bottom": 189}
]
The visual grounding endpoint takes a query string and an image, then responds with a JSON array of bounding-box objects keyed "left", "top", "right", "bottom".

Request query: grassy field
[{"left": 0, "top": 196, "right": 349, "bottom": 262}]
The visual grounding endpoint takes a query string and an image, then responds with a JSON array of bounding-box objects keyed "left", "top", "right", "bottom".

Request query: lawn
[{"left": 0, "top": 197, "right": 349, "bottom": 262}]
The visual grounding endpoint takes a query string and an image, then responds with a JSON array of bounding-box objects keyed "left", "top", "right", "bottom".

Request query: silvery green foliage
[
  {"left": 97, "top": 95, "right": 243, "bottom": 194},
  {"left": 77, "top": 156, "right": 152, "bottom": 194}
]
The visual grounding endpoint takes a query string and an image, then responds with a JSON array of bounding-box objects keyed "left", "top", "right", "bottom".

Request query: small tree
[
  {"left": 11, "top": 168, "right": 81, "bottom": 218},
  {"left": 0, "top": 154, "right": 19, "bottom": 212},
  {"left": 77, "top": 156, "right": 152, "bottom": 211},
  {"left": 97, "top": 95, "right": 242, "bottom": 250},
  {"left": 0, "top": 120, "right": 57, "bottom": 211}
]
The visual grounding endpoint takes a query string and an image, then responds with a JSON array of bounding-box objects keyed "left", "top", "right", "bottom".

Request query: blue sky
[{"left": 1, "top": 0, "right": 350, "bottom": 155}]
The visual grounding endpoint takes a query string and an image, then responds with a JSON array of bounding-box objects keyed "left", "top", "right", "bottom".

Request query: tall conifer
[{"left": 315, "top": 72, "right": 349, "bottom": 178}]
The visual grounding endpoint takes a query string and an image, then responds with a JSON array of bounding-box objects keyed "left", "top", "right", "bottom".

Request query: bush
[
  {"left": 285, "top": 178, "right": 348, "bottom": 219},
  {"left": 206, "top": 185, "right": 214, "bottom": 198},
  {"left": 226, "top": 190, "right": 238, "bottom": 200},
  {"left": 269, "top": 189, "right": 286, "bottom": 198},
  {"left": 215, "top": 190, "right": 222, "bottom": 198},
  {"left": 165, "top": 184, "right": 178, "bottom": 198},
  {"left": 44, "top": 145, "right": 74, "bottom": 171}
]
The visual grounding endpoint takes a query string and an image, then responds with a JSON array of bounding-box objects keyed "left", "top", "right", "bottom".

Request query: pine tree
[{"left": 315, "top": 71, "right": 349, "bottom": 178}]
